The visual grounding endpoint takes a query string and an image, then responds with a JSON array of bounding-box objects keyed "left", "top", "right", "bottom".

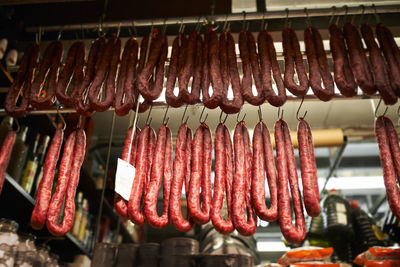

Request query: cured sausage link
[
  {"left": 30, "top": 41, "right": 64, "bottom": 108},
  {"left": 188, "top": 123, "right": 212, "bottom": 224},
  {"left": 115, "top": 37, "right": 138, "bottom": 116},
  {"left": 137, "top": 30, "right": 167, "bottom": 101},
  {"left": 304, "top": 27, "right": 334, "bottom": 101},
  {"left": 75, "top": 37, "right": 105, "bottom": 116},
  {"left": 211, "top": 123, "right": 234, "bottom": 234},
  {"left": 328, "top": 24, "right": 357, "bottom": 97},
  {"left": 31, "top": 128, "right": 63, "bottom": 230},
  {"left": 128, "top": 125, "right": 154, "bottom": 225},
  {"left": 361, "top": 24, "right": 397, "bottom": 105},
  {"left": 219, "top": 32, "right": 243, "bottom": 114},
  {"left": 251, "top": 121, "right": 278, "bottom": 222},
  {"left": 343, "top": 22, "right": 376, "bottom": 95},
  {"left": 376, "top": 23, "right": 400, "bottom": 96},
  {"left": 232, "top": 121, "right": 257, "bottom": 236},
  {"left": 258, "top": 30, "right": 287, "bottom": 107},
  {"left": 0, "top": 131, "right": 16, "bottom": 194},
  {"left": 375, "top": 116, "right": 400, "bottom": 218},
  {"left": 46, "top": 129, "right": 86, "bottom": 236},
  {"left": 179, "top": 31, "right": 202, "bottom": 105},
  {"left": 88, "top": 36, "right": 120, "bottom": 112},
  {"left": 56, "top": 41, "right": 85, "bottom": 106},
  {"left": 275, "top": 119, "right": 306, "bottom": 244},
  {"left": 114, "top": 126, "right": 140, "bottom": 218},
  {"left": 165, "top": 34, "right": 185, "bottom": 107},
  {"left": 297, "top": 119, "right": 320, "bottom": 217},
  {"left": 202, "top": 28, "right": 223, "bottom": 109},
  {"left": 169, "top": 124, "right": 194, "bottom": 232},
  {"left": 5, "top": 43, "right": 40, "bottom": 118},
  {"left": 144, "top": 124, "right": 173, "bottom": 229},
  {"left": 239, "top": 30, "right": 265, "bottom": 105},
  {"left": 282, "top": 28, "right": 309, "bottom": 97}
]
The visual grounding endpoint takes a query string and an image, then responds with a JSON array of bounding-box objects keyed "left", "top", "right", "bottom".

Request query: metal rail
[
  {"left": 0, "top": 94, "right": 381, "bottom": 116},
  {"left": 26, "top": 5, "right": 400, "bottom": 33}
]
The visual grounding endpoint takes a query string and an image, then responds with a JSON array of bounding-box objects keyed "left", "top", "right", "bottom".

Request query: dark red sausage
[
  {"left": 165, "top": 33, "right": 186, "bottom": 107},
  {"left": 211, "top": 123, "right": 234, "bottom": 234},
  {"left": 297, "top": 119, "right": 320, "bottom": 217},
  {"left": 361, "top": 24, "right": 397, "bottom": 105},
  {"left": 328, "top": 24, "right": 358, "bottom": 97},
  {"left": 252, "top": 121, "right": 278, "bottom": 222},
  {"left": 375, "top": 116, "right": 400, "bottom": 218},
  {"left": 114, "top": 126, "right": 140, "bottom": 219},
  {"left": 232, "top": 121, "right": 257, "bottom": 236},
  {"left": 5, "top": 43, "right": 40, "bottom": 118},
  {"left": 56, "top": 41, "right": 85, "bottom": 106},
  {"left": 143, "top": 124, "right": 172, "bottom": 229},
  {"left": 128, "top": 124, "right": 155, "bottom": 225},
  {"left": 169, "top": 123, "right": 194, "bottom": 232},
  {"left": 30, "top": 41, "right": 64, "bottom": 108},
  {"left": 282, "top": 28, "right": 309, "bottom": 97},
  {"left": 202, "top": 28, "right": 223, "bottom": 109},
  {"left": 258, "top": 30, "right": 287, "bottom": 107},
  {"left": 219, "top": 32, "right": 243, "bottom": 114},
  {"left": 275, "top": 119, "right": 306, "bottom": 244},
  {"left": 75, "top": 37, "right": 105, "bottom": 116},
  {"left": 188, "top": 123, "right": 212, "bottom": 224},
  {"left": 304, "top": 27, "right": 334, "bottom": 101},
  {"left": 46, "top": 129, "right": 86, "bottom": 236},
  {"left": 88, "top": 36, "right": 120, "bottom": 112},
  {"left": 343, "top": 22, "right": 376, "bottom": 95},
  {"left": 0, "top": 131, "right": 16, "bottom": 194},
  {"left": 31, "top": 128, "right": 63, "bottom": 230},
  {"left": 115, "top": 37, "right": 138, "bottom": 116},
  {"left": 376, "top": 23, "right": 400, "bottom": 96},
  {"left": 239, "top": 30, "right": 265, "bottom": 105},
  {"left": 179, "top": 31, "right": 202, "bottom": 105},
  {"left": 137, "top": 30, "right": 167, "bottom": 101}
]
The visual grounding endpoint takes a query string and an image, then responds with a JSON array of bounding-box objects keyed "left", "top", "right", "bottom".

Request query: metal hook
[
  {"left": 36, "top": 26, "right": 43, "bottom": 44},
  {"left": 57, "top": 106, "right": 67, "bottom": 130},
  {"left": 57, "top": 29, "right": 63, "bottom": 40},
  {"left": 237, "top": 109, "right": 247, "bottom": 123},
  {"left": 145, "top": 105, "right": 153, "bottom": 125},
  {"left": 278, "top": 107, "right": 284, "bottom": 120},
  {"left": 195, "top": 16, "right": 202, "bottom": 32},
  {"left": 116, "top": 22, "right": 121, "bottom": 38},
  {"left": 163, "top": 18, "right": 168, "bottom": 34},
  {"left": 284, "top": 8, "right": 289, "bottom": 28},
  {"left": 296, "top": 97, "right": 308, "bottom": 121},
  {"left": 359, "top": 5, "right": 366, "bottom": 25},
  {"left": 162, "top": 105, "right": 170, "bottom": 125},
  {"left": 242, "top": 11, "right": 246, "bottom": 30},
  {"left": 343, "top": 5, "right": 349, "bottom": 22},
  {"left": 179, "top": 17, "right": 185, "bottom": 33},
  {"left": 329, "top": 6, "right": 336, "bottom": 25},
  {"left": 199, "top": 106, "right": 209, "bottom": 124},
  {"left": 181, "top": 104, "right": 189, "bottom": 124},
  {"left": 129, "top": 20, "right": 138, "bottom": 37},
  {"left": 304, "top": 8, "right": 311, "bottom": 27},
  {"left": 14, "top": 118, "right": 20, "bottom": 133},
  {"left": 372, "top": 4, "right": 380, "bottom": 24},
  {"left": 258, "top": 106, "right": 263, "bottom": 121},
  {"left": 219, "top": 110, "right": 228, "bottom": 124},
  {"left": 375, "top": 98, "right": 388, "bottom": 118}
]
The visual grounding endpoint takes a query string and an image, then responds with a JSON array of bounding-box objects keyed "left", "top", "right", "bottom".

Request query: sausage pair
[
  {"left": 46, "top": 128, "right": 86, "bottom": 236},
  {"left": 375, "top": 116, "right": 400, "bottom": 218}
]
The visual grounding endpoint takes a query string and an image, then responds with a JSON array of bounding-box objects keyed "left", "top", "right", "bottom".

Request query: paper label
[{"left": 115, "top": 158, "right": 136, "bottom": 201}]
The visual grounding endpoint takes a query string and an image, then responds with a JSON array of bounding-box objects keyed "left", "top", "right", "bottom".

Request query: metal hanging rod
[
  {"left": 26, "top": 4, "right": 400, "bottom": 33},
  {"left": 0, "top": 93, "right": 381, "bottom": 116}
]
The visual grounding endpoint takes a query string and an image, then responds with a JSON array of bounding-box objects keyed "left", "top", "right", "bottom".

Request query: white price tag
[{"left": 115, "top": 158, "right": 136, "bottom": 201}]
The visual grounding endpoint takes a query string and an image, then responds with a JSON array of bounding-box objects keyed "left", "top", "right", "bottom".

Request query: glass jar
[
  {"left": 0, "top": 244, "right": 16, "bottom": 267},
  {"left": 0, "top": 219, "right": 19, "bottom": 245}
]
